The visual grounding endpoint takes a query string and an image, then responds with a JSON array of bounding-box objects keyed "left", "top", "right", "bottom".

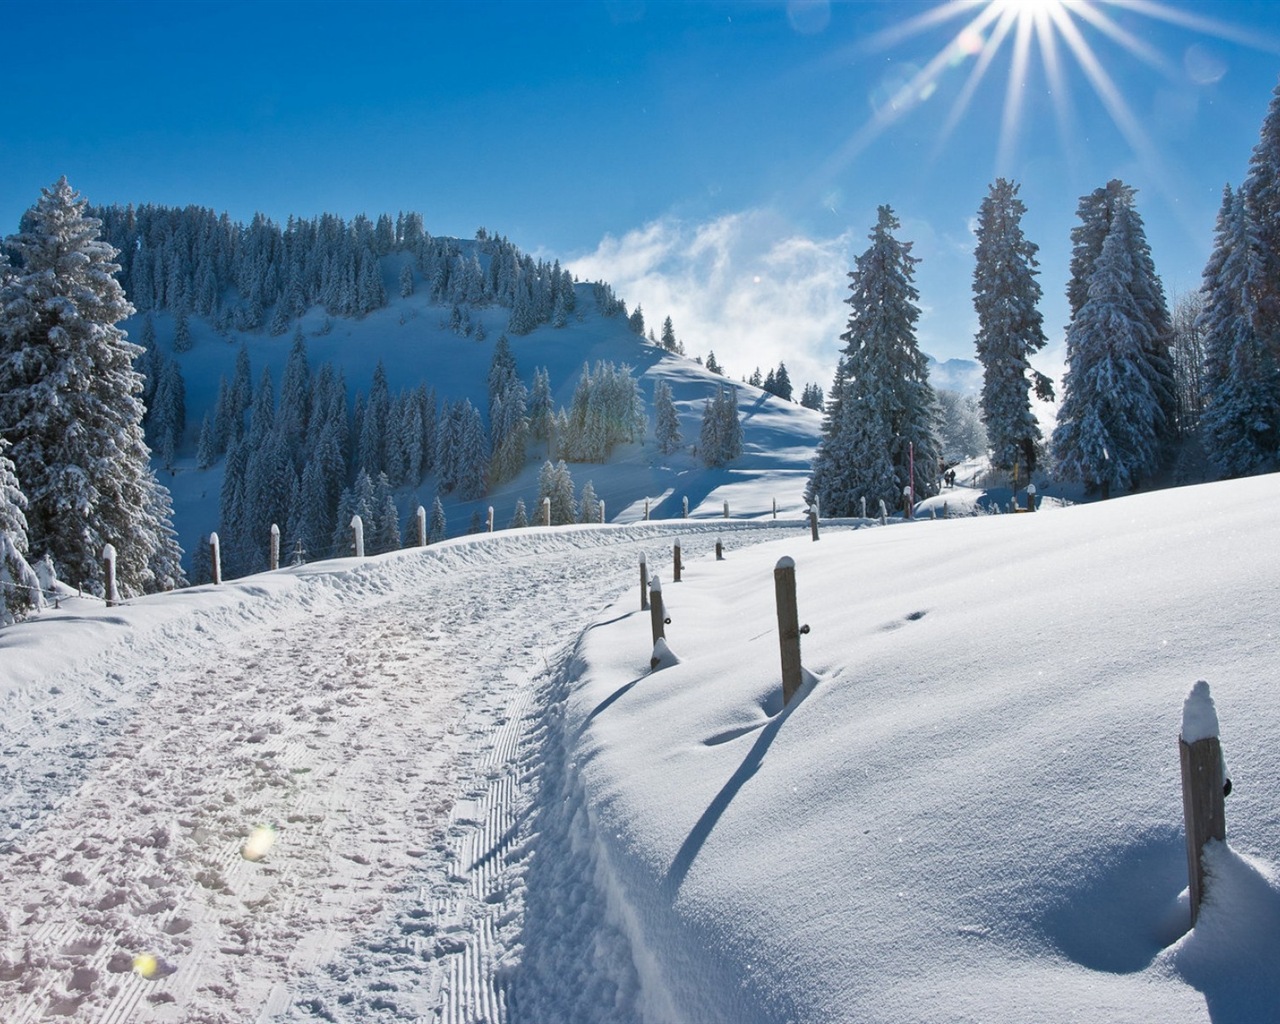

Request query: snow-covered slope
[
  {"left": 2, "top": 474, "right": 1277, "bottom": 1022},
  {"left": 141, "top": 277, "right": 824, "bottom": 565}
]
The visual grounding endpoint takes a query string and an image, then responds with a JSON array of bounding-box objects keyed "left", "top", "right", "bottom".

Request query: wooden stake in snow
[
  {"left": 682, "top": 496, "right": 689, "bottom": 519},
  {"left": 102, "top": 543, "right": 119, "bottom": 607},
  {"left": 715, "top": 539, "right": 724, "bottom": 561},
  {"left": 673, "top": 542, "right": 683, "bottom": 582},
  {"left": 351, "top": 515, "right": 365, "bottom": 558},
  {"left": 809, "top": 507, "right": 820, "bottom": 542},
  {"left": 723, "top": 500, "right": 729, "bottom": 519},
  {"left": 860, "top": 495, "right": 867, "bottom": 519},
  {"left": 649, "top": 574, "right": 667, "bottom": 645},
  {"left": 774, "top": 556, "right": 808, "bottom": 705},
  {"left": 542, "top": 496, "right": 551, "bottom": 527},
  {"left": 487, "top": 506, "right": 495, "bottom": 532},
  {"left": 210, "top": 533, "right": 222, "bottom": 585},
  {"left": 644, "top": 498, "right": 650, "bottom": 521},
  {"left": 269, "top": 523, "right": 280, "bottom": 571},
  {"left": 903, "top": 486, "right": 913, "bottom": 520},
  {"left": 878, "top": 499, "right": 887, "bottom": 526},
  {"left": 1026, "top": 483, "right": 1037, "bottom": 512},
  {"left": 600, "top": 499, "right": 606, "bottom": 524},
  {"left": 416, "top": 505, "right": 427, "bottom": 547},
  {"left": 1180, "top": 680, "right": 1230, "bottom": 926},
  {"left": 773, "top": 497, "right": 777, "bottom": 520},
  {"left": 640, "top": 553, "right": 649, "bottom": 610}
]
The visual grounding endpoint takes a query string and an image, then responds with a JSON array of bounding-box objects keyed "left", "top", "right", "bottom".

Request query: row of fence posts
[
  {"left": 640, "top": 542, "right": 809, "bottom": 706},
  {"left": 634, "top": 544, "right": 1234, "bottom": 932},
  {"left": 191, "top": 485, "right": 1011, "bottom": 592}
]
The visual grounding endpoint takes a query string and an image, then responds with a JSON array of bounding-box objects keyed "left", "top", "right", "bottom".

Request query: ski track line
[{"left": 0, "top": 524, "right": 822, "bottom": 1023}]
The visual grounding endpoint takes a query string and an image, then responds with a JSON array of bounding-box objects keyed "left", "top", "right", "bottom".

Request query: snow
[
  {"left": 1181, "top": 680, "right": 1221, "bottom": 743},
  {"left": 2, "top": 474, "right": 1279, "bottom": 1022}
]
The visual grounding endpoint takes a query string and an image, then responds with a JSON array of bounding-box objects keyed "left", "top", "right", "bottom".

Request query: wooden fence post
[
  {"left": 723, "top": 500, "right": 729, "bottom": 519},
  {"left": 930, "top": 507, "right": 936, "bottom": 521},
  {"left": 772, "top": 497, "right": 777, "bottom": 520},
  {"left": 1026, "top": 483, "right": 1037, "bottom": 512},
  {"left": 809, "top": 507, "right": 820, "bottom": 542},
  {"left": 600, "top": 499, "right": 606, "bottom": 524},
  {"left": 210, "top": 533, "right": 222, "bottom": 585},
  {"left": 644, "top": 498, "right": 650, "bottom": 521},
  {"left": 640, "top": 553, "right": 649, "bottom": 610},
  {"left": 942, "top": 502, "right": 948, "bottom": 518},
  {"left": 860, "top": 496, "right": 867, "bottom": 520},
  {"left": 269, "top": 523, "right": 280, "bottom": 571},
  {"left": 487, "top": 506, "right": 495, "bottom": 532},
  {"left": 903, "top": 486, "right": 913, "bottom": 520},
  {"left": 673, "top": 542, "right": 682, "bottom": 582},
  {"left": 774, "top": 556, "right": 808, "bottom": 705},
  {"left": 715, "top": 539, "right": 724, "bottom": 561},
  {"left": 102, "top": 543, "right": 119, "bottom": 607},
  {"left": 682, "top": 496, "right": 689, "bottom": 518},
  {"left": 1180, "top": 680, "right": 1229, "bottom": 926},
  {"left": 649, "top": 575, "right": 666, "bottom": 644},
  {"left": 351, "top": 515, "right": 365, "bottom": 558},
  {"left": 542, "top": 496, "right": 551, "bottom": 527},
  {"left": 416, "top": 505, "right": 427, "bottom": 547},
  {"left": 878, "top": 499, "right": 887, "bottom": 526}
]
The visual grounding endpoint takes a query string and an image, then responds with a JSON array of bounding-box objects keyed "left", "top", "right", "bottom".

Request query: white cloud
[{"left": 569, "top": 210, "right": 855, "bottom": 393}]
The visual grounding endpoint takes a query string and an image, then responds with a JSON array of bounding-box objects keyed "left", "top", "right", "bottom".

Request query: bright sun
[{"left": 827, "top": 0, "right": 1276, "bottom": 183}]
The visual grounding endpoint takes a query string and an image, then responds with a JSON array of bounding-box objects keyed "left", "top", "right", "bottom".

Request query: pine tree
[
  {"left": 771, "top": 362, "right": 793, "bottom": 401},
  {"left": 1052, "top": 216, "right": 1163, "bottom": 497},
  {"left": 972, "top": 178, "right": 1049, "bottom": 479},
  {"left": 661, "top": 316, "right": 678, "bottom": 353},
  {"left": 800, "top": 382, "right": 825, "bottom": 411},
  {"left": 1067, "top": 180, "right": 1175, "bottom": 457},
  {"left": 705, "top": 350, "right": 722, "bottom": 375},
  {"left": 1242, "top": 79, "right": 1280, "bottom": 353},
  {"left": 0, "top": 437, "right": 42, "bottom": 623},
  {"left": 0, "top": 178, "right": 185, "bottom": 594},
  {"left": 807, "top": 206, "right": 940, "bottom": 514},
  {"left": 578, "top": 480, "right": 600, "bottom": 524},
  {"left": 655, "top": 379, "right": 682, "bottom": 455},
  {"left": 1199, "top": 185, "right": 1280, "bottom": 476},
  {"left": 428, "top": 495, "right": 447, "bottom": 543},
  {"left": 509, "top": 497, "right": 529, "bottom": 529}
]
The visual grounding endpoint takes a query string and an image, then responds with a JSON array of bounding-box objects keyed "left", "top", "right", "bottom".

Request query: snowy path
[{"left": 0, "top": 522, "right": 814, "bottom": 1023}]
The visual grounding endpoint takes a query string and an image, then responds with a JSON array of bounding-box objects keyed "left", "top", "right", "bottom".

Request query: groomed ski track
[{"left": 0, "top": 520, "right": 830, "bottom": 1023}]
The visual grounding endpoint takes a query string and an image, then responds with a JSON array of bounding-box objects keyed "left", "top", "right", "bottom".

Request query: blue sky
[{"left": 4, "top": 0, "right": 1280, "bottom": 390}]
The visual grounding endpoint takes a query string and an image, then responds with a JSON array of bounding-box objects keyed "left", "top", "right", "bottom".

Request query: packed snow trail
[{"left": 0, "top": 521, "right": 826, "bottom": 1023}]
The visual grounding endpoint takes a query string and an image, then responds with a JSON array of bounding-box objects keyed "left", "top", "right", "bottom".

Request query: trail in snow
[{"left": 0, "top": 521, "right": 827, "bottom": 1023}]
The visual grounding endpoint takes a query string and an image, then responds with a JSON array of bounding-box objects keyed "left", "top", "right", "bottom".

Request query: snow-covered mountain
[{"left": 137, "top": 266, "right": 825, "bottom": 572}]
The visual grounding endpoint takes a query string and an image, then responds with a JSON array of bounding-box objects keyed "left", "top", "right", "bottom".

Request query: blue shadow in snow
[{"left": 661, "top": 671, "right": 815, "bottom": 899}]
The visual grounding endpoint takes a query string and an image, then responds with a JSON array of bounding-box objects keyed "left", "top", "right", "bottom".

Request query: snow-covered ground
[{"left": 3, "top": 473, "right": 1278, "bottom": 1022}]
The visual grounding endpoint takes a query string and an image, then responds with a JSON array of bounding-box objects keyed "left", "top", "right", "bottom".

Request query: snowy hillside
[
  {"left": 138, "top": 272, "right": 825, "bottom": 570},
  {"left": 1, "top": 473, "right": 1277, "bottom": 1022}
]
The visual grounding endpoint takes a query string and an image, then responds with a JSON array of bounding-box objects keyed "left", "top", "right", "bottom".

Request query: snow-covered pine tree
[
  {"left": 0, "top": 178, "right": 185, "bottom": 594},
  {"left": 661, "top": 316, "right": 678, "bottom": 353},
  {"left": 771, "top": 362, "right": 793, "bottom": 401},
  {"left": 655, "top": 379, "right": 682, "bottom": 455},
  {"left": 509, "top": 497, "right": 528, "bottom": 529},
  {"left": 972, "top": 178, "right": 1049, "bottom": 480},
  {"left": 705, "top": 351, "right": 722, "bottom": 375},
  {"left": 373, "top": 472, "right": 401, "bottom": 553},
  {"left": 1242, "top": 78, "right": 1280, "bottom": 354},
  {"left": 1199, "top": 185, "right": 1280, "bottom": 476},
  {"left": 1052, "top": 214, "right": 1163, "bottom": 497},
  {"left": 807, "top": 206, "right": 940, "bottom": 514},
  {"left": 0, "top": 437, "right": 43, "bottom": 623},
  {"left": 149, "top": 355, "right": 187, "bottom": 469},
  {"left": 427, "top": 494, "right": 447, "bottom": 543},
  {"left": 1067, "top": 180, "right": 1175, "bottom": 457},
  {"left": 578, "top": 480, "right": 600, "bottom": 524},
  {"left": 528, "top": 367, "right": 555, "bottom": 457},
  {"left": 800, "top": 382, "right": 824, "bottom": 411},
  {"left": 457, "top": 400, "right": 490, "bottom": 501}
]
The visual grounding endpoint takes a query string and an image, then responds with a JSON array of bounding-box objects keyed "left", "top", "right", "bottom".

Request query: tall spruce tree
[
  {"left": 808, "top": 206, "right": 940, "bottom": 514},
  {"left": 654, "top": 379, "right": 682, "bottom": 454},
  {"left": 972, "top": 178, "right": 1049, "bottom": 480},
  {"left": 0, "top": 178, "right": 184, "bottom": 594},
  {"left": 1199, "top": 186, "right": 1280, "bottom": 476},
  {"left": 1066, "top": 180, "right": 1175, "bottom": 458},
  {"left": 0, "top": 437, "right": 42, "bottom": 623},
  {"left": 1052, "top": 214, "right": 1163, "bottom": 497}
]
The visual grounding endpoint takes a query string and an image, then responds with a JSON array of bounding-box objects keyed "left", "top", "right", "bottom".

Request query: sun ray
[
  {"left": 931, "top": 4, "right": 1019, "bottom": 159},
  {"left": 997, "top": 2, "right": 1039, "bottom": 171},
  {"left": 1069, "top": 2, "right": 1174, "bottom": 75}
]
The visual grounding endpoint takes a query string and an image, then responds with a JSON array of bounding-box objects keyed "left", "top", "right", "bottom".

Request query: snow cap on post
[
  {"left": 1181, "top": 680, "right": 1220, "bottom": 743},
  {"left": 776, "top": 555, "right": 795, "bottom": 570},
  {"left": 649, "top": 573, "right": 662, "bottom": 593}
]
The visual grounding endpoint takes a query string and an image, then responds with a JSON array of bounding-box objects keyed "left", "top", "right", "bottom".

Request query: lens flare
[
  {"left": 241, "top": 824, "right": 277, "bottom": 861},
  {"left": 132, "top": 953, "right": 159, "bottom": 979}
]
